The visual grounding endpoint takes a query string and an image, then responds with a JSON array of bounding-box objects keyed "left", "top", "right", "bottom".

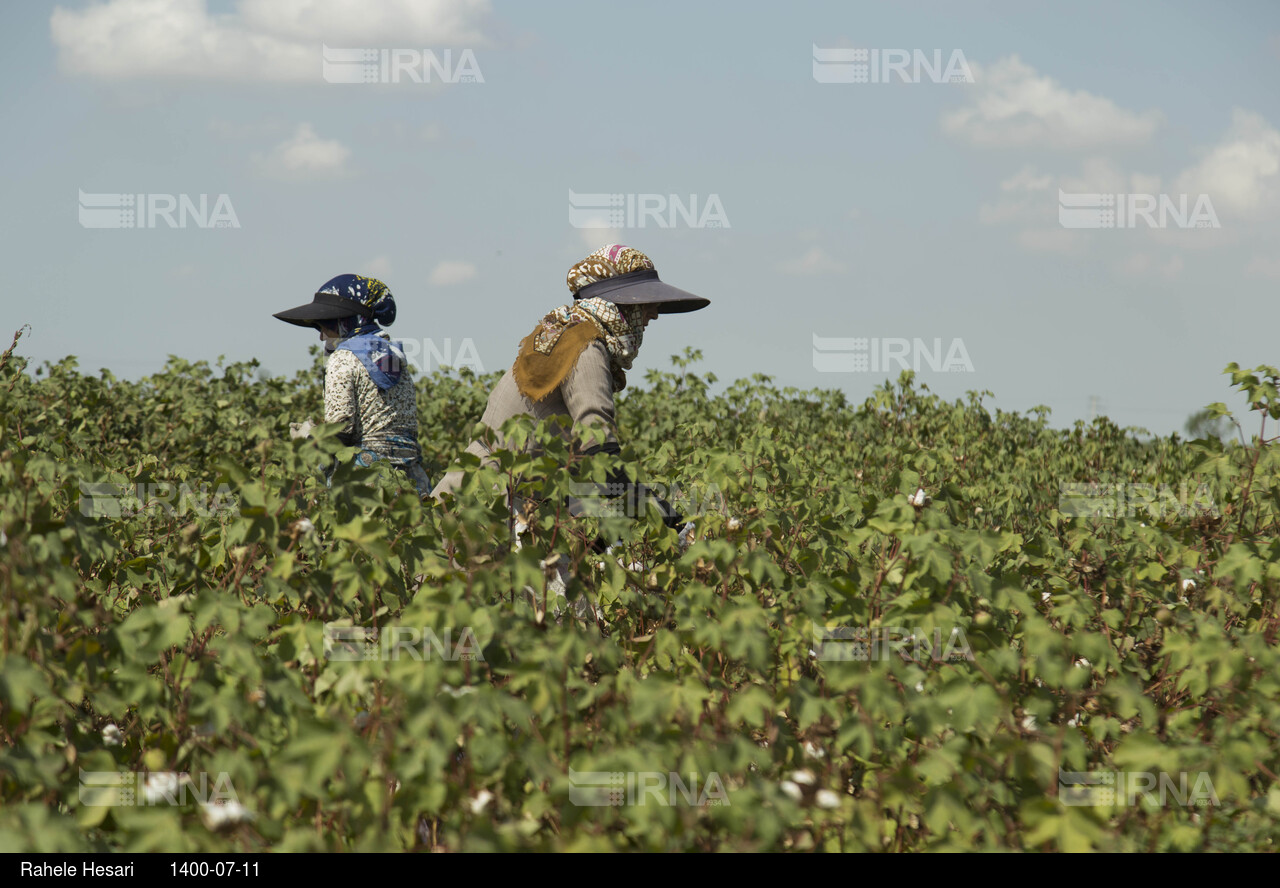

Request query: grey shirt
[{"left": 431, "top": 340, "right": 618, "bottom": 498}]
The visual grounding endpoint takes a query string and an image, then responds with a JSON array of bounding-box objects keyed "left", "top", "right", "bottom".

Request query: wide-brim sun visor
[
  {"left": 272, "top": 292, "right": 371, "bottom": 327},
  {"left": 573, "top": 269, "right": 710, "bottom": 314}
]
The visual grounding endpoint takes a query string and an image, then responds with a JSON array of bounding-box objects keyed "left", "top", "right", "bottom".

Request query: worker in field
[
  {"left": 273, "top": 274, "right": 433, "bottom": 499},
  {"left": 432, "top": 244, "right": 708, "bottom": 542}
]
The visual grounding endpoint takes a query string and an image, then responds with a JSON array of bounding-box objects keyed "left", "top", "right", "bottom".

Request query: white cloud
[
  {"left": 1175, "top": 109, "right": 1280, "bottom": 216},
  {"left": 942, "top": 56, "right": 1163, "bottom": 149},
  {"left": 238, "top": 0, "right": 492, "bottom": 45},
  {"left": 255, "top": 123, "right": 350, "bottom": 179},
  {"left": 364, "top": 255, "right": 393, "bottom": 279},
  {"left": 1000, "top": 165, "right": 1052, "bottom": 193},
  {"left": 776, "top": 246, "right": 846, "bottom": 276},
  {"left": 981, "top": 166, "right": 1052, "bottom": 223},
  {"left": 1058, "top": 157, "right": 1129, "bottom": 195},
  {"left": 982, "top": 158, "right": 1165, "bottom": 229},
  {"left": 577, "top": 227, "right": 623, "bottom": 251},
  {"left": 428, "top": 261, "right": 477, "bottom": 286},
  {"left": 50, "top": 0, "right": 493, "bottom": 82}
]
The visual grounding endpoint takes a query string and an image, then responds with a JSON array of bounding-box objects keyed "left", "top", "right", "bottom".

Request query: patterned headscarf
[
  {"left": 530, "top": 245, "right": 654, "bottom": 390},
  {"left": 316, "top": 274, "right": 397, "bottom": 343},
  {"left": 315, "top": 274, "right": 406, "bottom": 389}
]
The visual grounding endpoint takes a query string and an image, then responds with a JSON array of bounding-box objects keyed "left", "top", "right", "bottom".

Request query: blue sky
[{"left": 2, "top": 0, "right": 1278, "bottom": 436}]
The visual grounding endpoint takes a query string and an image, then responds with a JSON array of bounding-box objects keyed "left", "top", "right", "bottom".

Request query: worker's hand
[{"left": 677, "top": 521, "right": 696, "bottom": 551}]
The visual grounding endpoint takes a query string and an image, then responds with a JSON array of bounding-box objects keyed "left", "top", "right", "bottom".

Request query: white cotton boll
[
  {"left": 1074, "top": 658, "right": 1091, "bottom": 669},
  {"left": 780, "top": 781, "right": 803, "bottom": 801},
  {"left": 910, "top": 488, "right": 927, "bottom": 507},
  {"left": 626, "top": 561, "right": 644, "bottom": 571},
  {"left": 142, "top": 772, "right": 182, "bottom": 804},
  {"left": 296, "top": 517, "right": 314, "bottom": 535},
  {"left": 200, "top": 799, "right": 253, "bottom": 830},
  {"left": 201, "top": 805, "right": 229, "bottom": 830},
  {"left": 802, "top": 741, "right": 826, "bottom": 760},
  {"left": 469, "top": 789, "right": 494, "bottom": 814},
  {"left": 1041, "top": 591, "right": 1052, "bottom": 603},
  {"left": 101, "top": 724, "right": 123, "bottom": 747},
  {"left": 1020, "top": 714, "right": 1038, "bottom": 732},
  {"left": 815, "top": 789, "right": 841, "bottom": 809},
  {"left": 727, "top": 517, "right": 742, "bottom": 531},
  {"left": 914, "top": 681, "right": 925, "bottom": 693},
  {"left": 1182, "top": 578, "right": 1196, "bottom": 591},
  {"left": 789, "top": 769, "right": 816, "bottom": 786}
]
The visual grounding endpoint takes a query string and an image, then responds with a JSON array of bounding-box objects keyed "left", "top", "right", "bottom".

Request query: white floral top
[{"left": 324, "top": 345, "right": 420, "bottom": 454}]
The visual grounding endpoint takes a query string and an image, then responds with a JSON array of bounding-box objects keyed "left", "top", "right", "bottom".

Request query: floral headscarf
[
  {"left": 315, "top": 274, "right": 396, "bottom": 350},
  {"left": 529, "top": 245, "right": 655, "bottom": 390}
]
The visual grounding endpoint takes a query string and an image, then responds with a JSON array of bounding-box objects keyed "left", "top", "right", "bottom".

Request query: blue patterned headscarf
[
  {"left": 317, "top": 274, "right": 396, "bottom": 333},
  {"left": 317, "top": 274, "right": 407, "bottom": 390}
]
